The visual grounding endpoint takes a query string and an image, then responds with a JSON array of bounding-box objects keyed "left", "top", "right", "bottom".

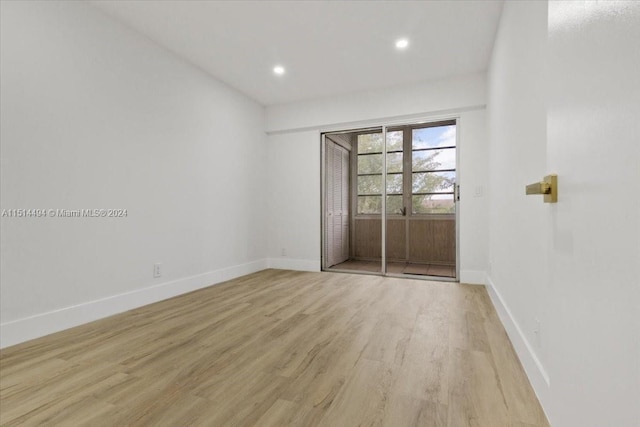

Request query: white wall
[
  {"left": 266, "top": 73, "right": 486, "bottom": 133},
  {"left": 266, "top": 74, "right": 489, "bottom": 283},
  {"left": 486, "top": 0, "right": 550, "bottom": 393},
  {"left": 545, "top": 1, "right": 640, "bottom": 425},
  {"left": 458, "top": 110, "right": 489, "bottom": 283},
  {"left": 0, "top": 0, "right": 267, "bottom": 347},
  {"left": 266, "top": 130, "right": 322, "bottom": 271},
  {"left": 487, "top": 1, "right": 640, "bottom": 426}
]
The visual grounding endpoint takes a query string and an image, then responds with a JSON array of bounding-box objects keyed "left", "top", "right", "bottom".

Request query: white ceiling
[{"left": 91, "top": 0, "right": 504, "bottom": 106}]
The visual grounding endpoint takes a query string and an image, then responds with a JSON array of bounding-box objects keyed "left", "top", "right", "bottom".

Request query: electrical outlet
[
  {"left": 153, "top": 263, "right": 162, "bottom": 278},
  {"left": 281, "top": 248, "right": 287, "bottom": 257},
  {"left": 474, "top": 185, "right": 484, "bottom": 197}
]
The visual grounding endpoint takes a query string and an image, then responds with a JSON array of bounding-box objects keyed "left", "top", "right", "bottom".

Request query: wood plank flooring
[{"left": 0, "top": 269, "right": 549, "bottom": 426}]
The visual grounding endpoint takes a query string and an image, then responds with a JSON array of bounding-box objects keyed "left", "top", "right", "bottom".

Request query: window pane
[
  {"left": 412, "top": 148, "right": 456, "bottom": 171},
  {"left": 357, "top": 133, "right": 383, "bottom": 153},
  {"left": 357, "top": 175, "right": 382, "bottom": 195},
  {"left": 412, "top": 171, "right": 455, "bottom": 194},
  {"left": 387, "top": 152, "right": 403, "bottom": 173},
  {"left": 386, "top": 130, "right": 403, "bottom": 152},
  {"left": 358, "top": 153, "right": 382, "bottom": 174},
  {"left": 412, "top": 194, "right": 455, "bottom": 214},
  {"left": 386, "top": 173, "right": 403, "bottom": 194},
  {"left": 387, "top": 195, "right": 404, "bottom": 214},
  {"left": 412, "top": 125, "right": 456, "bottom": 149},
  {"left": 358, "top": 196, "right": 381, "bottom": 214}
]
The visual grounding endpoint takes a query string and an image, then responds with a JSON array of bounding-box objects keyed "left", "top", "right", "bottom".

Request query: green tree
[{"left": 356, "top": 132, "right": 455, "bottom": 214}]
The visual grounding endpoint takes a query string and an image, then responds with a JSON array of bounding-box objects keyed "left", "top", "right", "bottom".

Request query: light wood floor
[{"left": 0, "top": 269, "right": 548, "bottom": 426}]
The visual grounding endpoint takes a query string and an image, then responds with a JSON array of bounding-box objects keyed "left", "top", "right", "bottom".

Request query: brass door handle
[
  {"left": 525, "top": 174, "right": 558, "bottom": 203},
  {"left": 525, "top": 182, "right": 551, "bottom": 194}
]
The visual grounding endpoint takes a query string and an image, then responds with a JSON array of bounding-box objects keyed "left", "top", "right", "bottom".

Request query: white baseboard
[
  {"left": 0, "top": 259, "right": 269, "bottom": 349},
  {"left": 485, "top": 275, "right": 551, "bottom": 396},
  {"left": 267, "top": 257, "right": 320, "bottom": 272},
  {"left": 459, "top": 269, "right": 486, "bottom": 285}
]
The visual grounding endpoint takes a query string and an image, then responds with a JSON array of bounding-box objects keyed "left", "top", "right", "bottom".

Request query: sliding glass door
[
  {"left": 351, "top": 128, "right": 385, "bottom": 273},
  {"left": 383, "top": 127, "right": 407, "bottom": 274},
  {"left": 384, "top": 121, "right": 457, "bottom": 278},
  {"left": 324, "top": 128, "right": 383, "bottom": 273},
  {"left": 322, "top": 119, "right": 457, "bottom": 280}
]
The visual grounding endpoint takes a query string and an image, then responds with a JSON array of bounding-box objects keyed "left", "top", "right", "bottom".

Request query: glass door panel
[
  {"left": 384, "top": 128, "right": 406, "bottom": 274},
  {"left": 353, "top": 128, "right": 384, "bottom": 273},
  {"left": 405, "top": 122, "right": 457, "bottom": 278}
]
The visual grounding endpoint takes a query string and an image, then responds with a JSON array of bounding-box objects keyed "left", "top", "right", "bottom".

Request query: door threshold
[
  {"left": 323, "top": 268, "right": 458, "bottom": 282},
  {"left": 384, "top": 272, "right": 458, "bottom": 282}
]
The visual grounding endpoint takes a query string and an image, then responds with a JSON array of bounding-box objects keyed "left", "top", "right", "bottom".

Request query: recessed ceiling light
[
  {"left": 273, "top": 65, "right": 285, "bottom": 75},
  {"left": 395, "top": 38, "right": 409, "bottom": 50}
]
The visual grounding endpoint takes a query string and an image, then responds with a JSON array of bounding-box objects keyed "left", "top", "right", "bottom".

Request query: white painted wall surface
[
  {"left": 487, "top": 1, "right": 640, "bottom": 425},
  {"left": 267, "top": 88, "right": 489, "bottom": 282},
  {"left": 486, "top": 0, "right": 551, "bottom": 395},
  {"left": 266, "top": 73, "right": 486, "bottom": 133},
  {"left": 266, "top": 130, "right": 322, "bottom": 272},
  {"left": 457, "top": 110, "right": 489, "bottom": 284},
  {"left": 0, "top": 1, "right": 267, "bottom": 347},
  {"left": 545, "top": 1, "right": 640, "bottom": 425}
]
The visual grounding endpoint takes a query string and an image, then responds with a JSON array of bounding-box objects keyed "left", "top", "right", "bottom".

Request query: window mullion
[{"left": 403, "top": 126, "right": 412, "bottom": 216}]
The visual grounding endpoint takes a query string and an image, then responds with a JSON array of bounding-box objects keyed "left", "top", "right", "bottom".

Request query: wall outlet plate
[{"left": 153, "top": 263, "right": 162, "bottom": 278}]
